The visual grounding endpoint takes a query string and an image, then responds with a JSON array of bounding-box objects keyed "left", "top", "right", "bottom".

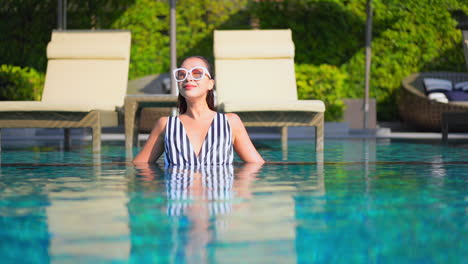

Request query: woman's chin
[{"left": 180, "top": 91, "right": 205, "bottom": 100}]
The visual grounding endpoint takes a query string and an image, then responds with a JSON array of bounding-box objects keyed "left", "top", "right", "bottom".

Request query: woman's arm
[
  {"left": 132, "top": 117, "right": 167, "bottom": 164},
  {"left": 226, "top": 113, "right": 265, "bottom": 163}
]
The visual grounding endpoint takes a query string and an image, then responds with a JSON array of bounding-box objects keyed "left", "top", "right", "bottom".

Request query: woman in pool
[{"left": 132, "top": 55, "right": 264, "bottom": 165}]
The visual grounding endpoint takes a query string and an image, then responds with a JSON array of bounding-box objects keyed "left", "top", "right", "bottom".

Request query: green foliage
[
  {"left": 250, "top": 0, "right": 365, "bottom": 66},
  {"left": 111, "top": 0, "right": 170, "bottom": 78},
  {"left": 296, "top": 64, "right": 347, "bottom": 121},
  {"left": 0, "top": 0, "right": 56, "bottom": 72},
  {"left": 0, "top": 65, "right": 45, "bottom": 101},
  {"left": 1, "top": 0, "right": 467, "bottom": 120},
  {"left": 250, "top": 0, "right": 468, "bottom": 120},
  {"left": 0, "top": 0, "right": 132, "bottom": 101},
  {"left": 66, "top": 0, "right": 135, "bottom": 29},
  {"left": 0, "top": 0, "right": 134, "bottom": 72},
  {"left": 112, "top": 0, "right": 248, "bottom": 79},
  {"left": 342, "top": 0, "right": 468, "bottom": 120}
]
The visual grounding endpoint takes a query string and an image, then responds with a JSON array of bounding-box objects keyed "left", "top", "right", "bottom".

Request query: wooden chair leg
[
  {"left": 315, "top": 114, "right": 324, "bottom": 153},
  {"left": 125, "top": 100, "right": 138, "bottom": 151},
  {"left": 92, "top": 125, "right": 101, "bottom": 153},
  {"left": 92, "top": 111, "right": 102, "bottom": 153},
  {"left": 133, "top": 110, "right": 141, "bottom": 148}
]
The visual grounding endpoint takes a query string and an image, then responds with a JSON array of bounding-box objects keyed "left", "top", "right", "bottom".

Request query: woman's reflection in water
[{"left": 132, "top": 163, "right": 262, "bottom": 263}]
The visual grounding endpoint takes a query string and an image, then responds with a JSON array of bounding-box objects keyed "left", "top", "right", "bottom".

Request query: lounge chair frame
[
  {"left": 0, "top": 30, "right": 131, "bottom": 152},
  {"left": 214, "top": 29, "right": 325, "bottom": 152},
  {"left": 230, "top": 111, "right": 324, "bottom": 152},
  {"left": 0, "top": 110, "right": 118, "bottom": 151}
]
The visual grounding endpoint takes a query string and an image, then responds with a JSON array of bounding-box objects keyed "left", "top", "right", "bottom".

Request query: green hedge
[
  {"left": 342, "top": 0, "right": 468, "bottom": 120},
  {"left": 296, "top": 64, "right": 347, "bottom": 121},
  {"left": 0, "top": 0, "right": 56, "bottom": 73},
  {"left": 0, "top": 65, "right": 45, "bottom": 101},
  {"left": 249, "top": 0, "right": 365, "bottom": 66},
  {"left": 0, "top": 0, "right": 132, "bottom": 101},
  {"left": 250, "top": 0, "right": 468, "bottom": 120},
  {"left": 0, "top": 0, "right": 133, "bottom": 72},
  {"left": 1, "top": 0, "right": 467, "bottom": 121}
]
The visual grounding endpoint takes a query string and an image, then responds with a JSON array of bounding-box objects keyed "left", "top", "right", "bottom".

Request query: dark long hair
[{"left": 177, "top": 55, "right": 216, "bottom": 114}]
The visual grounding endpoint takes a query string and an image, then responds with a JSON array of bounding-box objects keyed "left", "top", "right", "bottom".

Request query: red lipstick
[{"left": 183, "top": 84, "right": 196, "bottom": 90}]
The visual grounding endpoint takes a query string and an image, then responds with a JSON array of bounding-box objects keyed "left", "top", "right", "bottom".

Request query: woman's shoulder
[
  {"left": 224, "top": 113, "right": 243, "bottom": 128},
  {"left": 224, "top": 113, "right": 240, "bottom": 122},
  {"left": 152, "top": 116, "right": 169, "bottom": 131},
  {"left": 158, "top": 116, "right": 169, "bottom": 124}
]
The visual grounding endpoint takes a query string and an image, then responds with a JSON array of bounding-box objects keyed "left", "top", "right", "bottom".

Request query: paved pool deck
[{"left": 2, "top": 122, "right": 468, "bottom": 143}]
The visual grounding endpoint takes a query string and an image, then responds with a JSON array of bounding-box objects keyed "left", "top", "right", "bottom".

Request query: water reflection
[
  {"left": 165, "top": 165, "right": 235, "bottom": 217},
  {"left": 3, "top": 139, "right": 465, "bottom": 262},
  {"left": 130, "top": 163, "right": 262, "bottom": 263},
  {"left": 0, "top": 174, "right": 50, "bottom": 264}
]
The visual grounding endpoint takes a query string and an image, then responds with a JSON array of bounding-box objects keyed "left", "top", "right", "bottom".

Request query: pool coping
[{"left": 2, "top": 122, "right": 468, "bottom": 141}]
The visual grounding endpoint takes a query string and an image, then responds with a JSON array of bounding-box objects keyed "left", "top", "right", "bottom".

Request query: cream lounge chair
[
  {"left": 214, "top": 29, "right": 325, "bottom": 152},
  {"left": 0, "top": 30, "right": 131, "bottom": 152}
]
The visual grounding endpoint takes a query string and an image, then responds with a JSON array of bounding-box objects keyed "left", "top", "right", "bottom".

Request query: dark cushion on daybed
[{"left": 446, "top": 90, "right": 468, "bottom": 101}]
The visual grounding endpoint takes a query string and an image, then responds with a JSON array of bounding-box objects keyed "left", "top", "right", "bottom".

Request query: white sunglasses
[{"left": 173, "top": 67, "right": 212, "bottom": 82}]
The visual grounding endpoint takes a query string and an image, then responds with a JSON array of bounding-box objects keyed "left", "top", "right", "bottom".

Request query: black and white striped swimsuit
[{"left": 164, "top": 113, "right": 234, "bottom": 166}]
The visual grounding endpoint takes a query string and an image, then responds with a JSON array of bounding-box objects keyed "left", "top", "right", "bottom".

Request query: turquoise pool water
[{"left": 0, "top": 139, "right": 467, "bottom": 263}]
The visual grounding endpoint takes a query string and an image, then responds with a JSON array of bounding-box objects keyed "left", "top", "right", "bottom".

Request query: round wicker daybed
[{"left": 398, "top": 72, "right": 468, "bottom": 131}]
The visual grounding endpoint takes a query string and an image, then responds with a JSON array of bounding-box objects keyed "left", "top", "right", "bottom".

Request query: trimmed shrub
[
  {"left": 0, "top": 65, "right": 45, "bottom": 101},
  {"left": 296, "top": 64, "right": 347, "bottom": 121}
]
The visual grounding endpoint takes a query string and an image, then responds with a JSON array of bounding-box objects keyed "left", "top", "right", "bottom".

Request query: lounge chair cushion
[
  {"left": 47, "top": 32, "right": 130, "bottom": 60},
  {"left": 220, "top": 100, "right": 325, "bottom": 112},
  {"left": 214, "top": 30, "right": 294, "bottom": 59},
  {"left": 0, "top": 31, "right": 131, "bottom": 113},
  {"left": 0, "top": 101, "right": 105, "bottom": 111},
  {"left": 41, "top": 59, "right": 128, "bottom": 111},
  {"left": 215, "top": 59, "right": 298, "bottom": 105}
]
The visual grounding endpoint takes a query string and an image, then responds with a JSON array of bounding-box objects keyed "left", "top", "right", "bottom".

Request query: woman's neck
[{"left": 183, "top": 99, "right": 214, "bottom": 119}]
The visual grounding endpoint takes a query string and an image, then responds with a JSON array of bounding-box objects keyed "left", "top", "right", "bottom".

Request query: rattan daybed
[{"left": 398, "top": 72, "right": 468, "bottom": 131}]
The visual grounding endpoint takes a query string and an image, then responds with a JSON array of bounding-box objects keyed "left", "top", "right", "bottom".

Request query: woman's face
[{"left": 177, "top": 57, "right": 214, "bottom": 100}]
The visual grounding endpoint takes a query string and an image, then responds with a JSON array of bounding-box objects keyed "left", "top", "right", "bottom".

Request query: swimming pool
[{"left": 0, "top": 139, "right": 466, "bottom": 263}]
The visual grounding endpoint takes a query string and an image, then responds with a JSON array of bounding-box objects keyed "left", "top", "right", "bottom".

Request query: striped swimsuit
[{"left": 164, "top": 113, "right": 234, "bottom": 166}]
